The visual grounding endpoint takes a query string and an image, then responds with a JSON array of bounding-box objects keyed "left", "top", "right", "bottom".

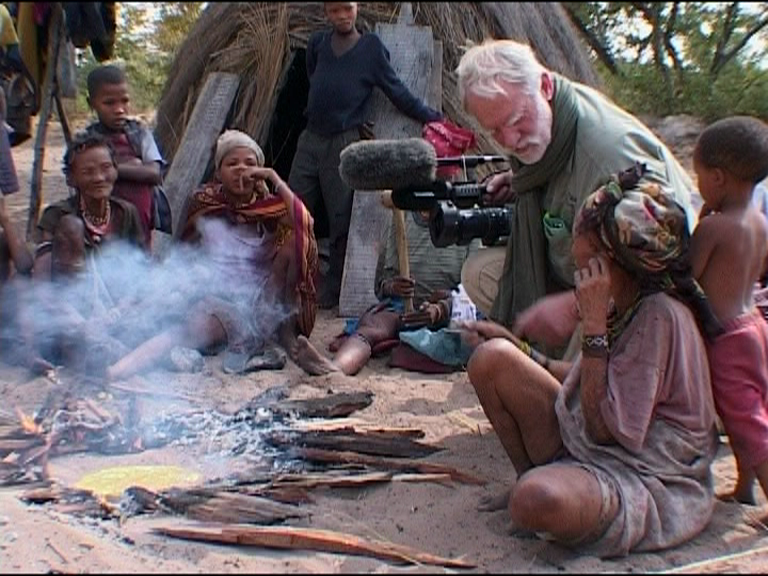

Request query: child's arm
[
  {"left": 245, "top": 166, "right": 307, "bottom": 229},
  {"left": 0, "top": 195, "right": 33, "bottom": 274},
  {"left": 117, "top": 158, "right": 162, "bottom": 185},
  {"left": 690, "top": 217, "right": 718, "bottom": 281},
  {"left": 118, "top": 126, "right": 165, "bottom": 184}
]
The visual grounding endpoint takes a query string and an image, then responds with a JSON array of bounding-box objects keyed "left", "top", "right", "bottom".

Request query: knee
[
  {"left": 509, "top": 475, "right": 567, "bottom": 528},
  {"left": 467, "top": 339, "right": 513, "bottom": 389}
]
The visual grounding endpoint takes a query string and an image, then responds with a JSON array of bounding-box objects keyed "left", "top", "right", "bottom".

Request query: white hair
[{"left": 455, "top": 39, "right": 547, "bottom": 108}]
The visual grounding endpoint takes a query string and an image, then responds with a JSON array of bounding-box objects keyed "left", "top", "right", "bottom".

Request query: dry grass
[{"left": 154, "top": 2, "right": 599, "bottom": 162}]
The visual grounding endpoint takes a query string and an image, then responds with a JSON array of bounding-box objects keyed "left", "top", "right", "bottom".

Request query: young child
[
  {"left": 690, "top": 116, "right": 768, "bottom": 516},
  {"left": 84, "top": 64, "right": 166, "bottom": 249}
]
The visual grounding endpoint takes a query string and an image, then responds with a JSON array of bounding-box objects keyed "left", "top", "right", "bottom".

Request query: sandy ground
[{"left": 2, "top": 118, "right": 768, "bottom": 574}]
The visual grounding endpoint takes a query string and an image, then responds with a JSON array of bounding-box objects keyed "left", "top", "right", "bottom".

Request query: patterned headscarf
[
  {"left": 574, "top": 163, "right": 686, "bottom": 276},
  {"left": 574, "top": 163, "right": 723, "bottom": 339}
]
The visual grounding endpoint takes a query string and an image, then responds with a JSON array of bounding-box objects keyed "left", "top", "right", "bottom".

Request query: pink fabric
[
  {"left": 707, "top": 308, "right": 768, "bottom": 469},
  {"left": 107, "top": 132, "right": 154, "bottom": 248},
  {"left": 598, "top": 294, "right": 715, "bottom": 454}
]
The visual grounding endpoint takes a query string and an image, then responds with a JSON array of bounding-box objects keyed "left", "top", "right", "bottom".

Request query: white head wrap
[{"left": 214, "top": 130, "right": 265, "bottom": 169}]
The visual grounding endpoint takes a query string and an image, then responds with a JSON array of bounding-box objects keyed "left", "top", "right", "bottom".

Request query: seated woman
[
  {"left": 457, "top": 164, "right": 722, "bottom": 557},
  {"left": 18, "top": 132, "right": 145, "bottom": 375},
  {"left": 106, "top": 129, "right": 324, "bottom": 379}
]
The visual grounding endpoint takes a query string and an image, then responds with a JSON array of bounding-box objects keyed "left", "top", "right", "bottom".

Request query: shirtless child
[{"left": 690, "top": 116, "right": 768, "bottom": 515}]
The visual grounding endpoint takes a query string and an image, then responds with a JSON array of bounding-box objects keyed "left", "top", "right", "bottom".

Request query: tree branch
[
  {"left": 712, "top": 12, "right": 768, "bottom": 76},
  {"left": 562, "top": 4, "right": 619, "bottom": 75},
  {"left": 710, "top": 2, "right": 739, "bottom": 75}
]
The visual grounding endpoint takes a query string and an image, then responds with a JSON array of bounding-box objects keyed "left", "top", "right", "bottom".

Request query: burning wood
[
  {"left": 7, "top": 382, "right": 485, "bottom": 561},
  {"left": 293, "top": 447, "right": 487, "bottom": 486},
  {"left": 265, "top": 427, "right": 442, "bottom": 459}
]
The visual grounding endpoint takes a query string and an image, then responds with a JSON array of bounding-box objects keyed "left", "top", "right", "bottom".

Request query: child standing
[
  {"left": 690, "top": 116, "right": 768, "bottom": 516},
  {"left": 84, "top": 64, "right": 166, "bottom": 249},
  {"left": 288, "top": 2, "right": 442, "bottom": 309}
]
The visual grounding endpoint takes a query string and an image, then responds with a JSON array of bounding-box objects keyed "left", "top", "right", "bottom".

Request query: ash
[{"left": 143, "top": 404, "right": 304, "bottom": 478}]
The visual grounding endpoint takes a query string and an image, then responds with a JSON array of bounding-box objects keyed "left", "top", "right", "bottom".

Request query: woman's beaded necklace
[{"left": 80, "top": 196, "right": 111, "bottom": 238}]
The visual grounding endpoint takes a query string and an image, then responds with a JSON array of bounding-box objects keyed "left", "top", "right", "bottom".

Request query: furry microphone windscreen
[{"left": 339, "top": 138, "right": 437, "bottom": 191}]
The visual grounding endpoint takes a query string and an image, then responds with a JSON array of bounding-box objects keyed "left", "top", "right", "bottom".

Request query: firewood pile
[{"left": 2, "top": 383, "right": 484, "bottom": 567}]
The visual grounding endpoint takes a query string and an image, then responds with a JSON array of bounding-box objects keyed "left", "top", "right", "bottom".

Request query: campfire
[{"left": 1, "top": 379, "right": 484, "bottom": 568}]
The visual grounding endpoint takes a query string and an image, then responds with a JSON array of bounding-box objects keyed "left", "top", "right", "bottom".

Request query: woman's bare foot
[{"left": 294, "top": 335, "right": 341, "bottom": 376}]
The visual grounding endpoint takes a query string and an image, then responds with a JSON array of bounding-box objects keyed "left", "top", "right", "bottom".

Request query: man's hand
[
  {"left": 381, "top": 276, "right": 416, "bottom": 299},
  {"left": 483, "top": 170, "right": 516, "bottom": 205},
  {"left": 400, "top": 301, "right": 443, "bottom": 330},
  {"left": 453, "top": 319, "right": 515, "bottom": 350},
  {"left": 513, "top": 291, "right": 581, "bottom": 348}
]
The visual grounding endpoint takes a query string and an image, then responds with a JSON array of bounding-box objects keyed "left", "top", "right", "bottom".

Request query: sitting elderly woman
[
  {"left": 13, "top": 132, "right": 146, "bottom": 375},
  {"left": 106, "top": 129, "right": 323, "bottom": 379},
  {"left": 458, "top": 164, "right": 722, "bottom": 557}
]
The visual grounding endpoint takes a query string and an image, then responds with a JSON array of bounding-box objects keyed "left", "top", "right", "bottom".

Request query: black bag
[{"left": 152, "top": 184, "right": 172, "bottom": 234}]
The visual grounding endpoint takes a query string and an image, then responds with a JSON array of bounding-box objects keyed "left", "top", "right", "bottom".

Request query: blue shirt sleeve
[
  {"left": 139, "top": 127, "right": 165, "bottom": 167},
  {"left": 370, "top": 35, "right": 442, "bottom": 124},
  {"left": 306, "top": 31, "right": 321, "bottom": 79}
]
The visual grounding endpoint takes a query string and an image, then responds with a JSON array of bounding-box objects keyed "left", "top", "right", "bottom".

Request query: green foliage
[
  {"left": 601, "top": 61, "right": 768, "bottom": 122},
  {"left": 73, "top": 3, "right": 204, "bottom": 118},
  {"left": 153, "top": 3, "right": 205, "bottom": 58},
  {"left": 570, "top": 2, "right": 768, "bottom": 121}
]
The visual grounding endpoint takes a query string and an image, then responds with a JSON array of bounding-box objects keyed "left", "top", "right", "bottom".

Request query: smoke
[{"left": 1, "top": 216, "right": 294, "bottom": 375}]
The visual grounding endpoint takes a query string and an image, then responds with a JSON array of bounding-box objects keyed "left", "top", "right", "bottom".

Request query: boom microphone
[
  {"left": 339, "top": 138, "right": 437, "bottom": 191},
  {"left": 339, "top": 138, "right": 509, "bottom": 192}
]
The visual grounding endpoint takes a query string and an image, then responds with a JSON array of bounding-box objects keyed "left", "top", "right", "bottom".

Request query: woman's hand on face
[
  {"left": 241, "top": 166, "right": 277, "bottom": 190},
  {"left": 573, "top": 255, "right": 612, "bottom": 333}
]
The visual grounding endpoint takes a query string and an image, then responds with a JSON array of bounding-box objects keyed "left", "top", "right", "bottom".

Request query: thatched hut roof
[{"left": 154, "top": 2, "right": 598, "bottom": 170}]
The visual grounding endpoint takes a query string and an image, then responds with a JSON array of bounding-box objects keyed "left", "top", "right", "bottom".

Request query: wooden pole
[
  {"left": 26, "top": 3, "right": 63, "bottom": 241},
  {"left": 392, "top": 208, "right": 413, "bottom": 313},
  {"left": 53, "top": 92, "right": 72, "bottom": 148}
]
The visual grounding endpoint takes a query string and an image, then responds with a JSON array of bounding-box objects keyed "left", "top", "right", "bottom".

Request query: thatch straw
[{"left": 155, "top": 2, "right": 599, "bottom": 163}]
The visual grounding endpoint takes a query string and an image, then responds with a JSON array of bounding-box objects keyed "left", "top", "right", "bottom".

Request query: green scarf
[{"left": 490, "top": 74, "right": 580, "bottom": 328}]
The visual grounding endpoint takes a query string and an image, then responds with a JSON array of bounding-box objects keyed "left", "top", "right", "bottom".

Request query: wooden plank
[
  {"left": 338, "top": 7, "right": 438, "bottom": 317},
  {"left": 154, "top": 72, "right": 240, "bottom": 255},
  {"left": 266, "top": 428, "right": 442, "bottom": 459},
  {"left": 154, "top": 523, "right": 475, "bottom": 568},
  {"left": 269, "top": 391, "right": 374, "bottom": 419},
  {"left": 293, "top": 447, "right": 487, "bottom": 486}
]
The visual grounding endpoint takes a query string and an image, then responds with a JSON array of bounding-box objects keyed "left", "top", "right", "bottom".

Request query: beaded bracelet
[
  {"left": 517, "top": 339, "right": 550, "bottom": 370},
  {"left": 582, "top": 333, "right": 609, "bottom": 358}
]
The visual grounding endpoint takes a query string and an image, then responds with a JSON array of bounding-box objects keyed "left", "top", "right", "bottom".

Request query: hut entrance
[{"left": 264, "top": 48, "right": 329, "bottom": 242}]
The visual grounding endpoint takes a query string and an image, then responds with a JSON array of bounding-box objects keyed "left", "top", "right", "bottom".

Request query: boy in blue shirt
[{"left": 288, "top": 2, "right": 442, "bottom": 309}]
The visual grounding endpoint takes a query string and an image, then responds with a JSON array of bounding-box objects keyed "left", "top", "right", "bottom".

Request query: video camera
[{"left": 391, "top": 156, "right": 512, "bottom": 248}]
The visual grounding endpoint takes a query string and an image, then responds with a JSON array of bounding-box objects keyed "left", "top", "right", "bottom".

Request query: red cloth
[
  {"left": 104, "top": 131, "right": 154, "bottom": 248},
  {"left": 707, "top": 308, "right": 768, "bottom": 469},
  {"left": 422, "top": 120, "right": 477, "bottom": 179}
]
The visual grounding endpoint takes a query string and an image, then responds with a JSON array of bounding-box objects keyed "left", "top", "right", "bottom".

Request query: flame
[{"left": 15, "top": 407, "right": 43, "bottom": 435}]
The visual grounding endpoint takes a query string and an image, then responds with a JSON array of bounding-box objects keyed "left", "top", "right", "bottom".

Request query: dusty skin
[{"left": 2, "top": 119, "right": 768, "bottom": 573}]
